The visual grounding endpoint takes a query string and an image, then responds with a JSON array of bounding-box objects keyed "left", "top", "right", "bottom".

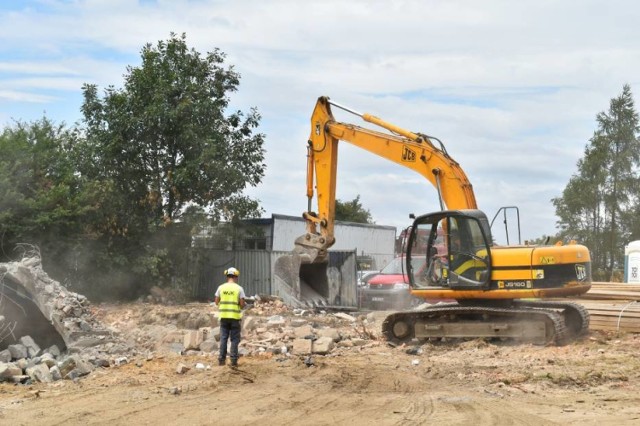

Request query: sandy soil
[{"left": 1, "top": 303, "right": 640, "bottom": 426}]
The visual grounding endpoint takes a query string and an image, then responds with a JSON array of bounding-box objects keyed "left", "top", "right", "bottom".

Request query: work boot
[
  {"left": 218, "top": 359, "right": 225, "bottom": 366},
  {"left": 230, "top": 359, "right": 238, "bottom": 368}
]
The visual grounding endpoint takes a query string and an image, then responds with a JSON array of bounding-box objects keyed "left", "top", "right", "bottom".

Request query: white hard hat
[{"left": 224, "top": 267, "right": 240, "bottom": 277}]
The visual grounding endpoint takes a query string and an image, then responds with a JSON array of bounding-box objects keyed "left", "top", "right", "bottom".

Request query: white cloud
[
  {"left": 0, "top": 89, "right": 55, "bottom": 103},
  {"left": 1, "top": 0, "right": 639, "bottom": 240}
]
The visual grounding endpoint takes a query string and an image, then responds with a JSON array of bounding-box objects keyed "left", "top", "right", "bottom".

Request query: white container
[{"left": 624, "top": 241, "right": 640, "bottom": 283}]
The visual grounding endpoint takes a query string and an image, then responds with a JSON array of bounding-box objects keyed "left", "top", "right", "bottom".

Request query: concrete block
[
  {"left": 318, "top": 328, "right": 341, "bottom": 342},
  {"left": 50, "top": 366, "right": 62, "bottom": 381},
  {"left": 183, "top": 330, "right": 205, "bottom": 350},
  {"left": 19, "top": 336, "right": 41, "bottom": 358},
  {"left": 292, "top": 339, "right": 312, "bottom": 355},
  {"left": 294, "top": 324, "right": 315, "bottom": 339},
  {"left": 8, "top": 344, "right": 28, "bottom": 360},
  {"left": 0, "top": 362, "right": 23, "bottom": 380},
  {"left": 26, "top": 364, "right": 52, "bottom": 383},
  {"left": 199, "top": 340, "right": 219, "bottom": 353},
  {"left": 242, "top": 316, "right": 259, "bottom": 333},
  {"left": 312, "top": 336, "right": 335, "bottom": 355}
]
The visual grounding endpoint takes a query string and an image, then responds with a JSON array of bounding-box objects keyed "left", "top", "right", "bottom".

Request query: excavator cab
[{"left": 407, "top": 210, "right": 493, "bottom": 290}]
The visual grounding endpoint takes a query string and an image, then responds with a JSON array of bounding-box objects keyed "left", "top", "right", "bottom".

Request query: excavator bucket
[
  {"left": 273, "top": 232, "right": 360, "bottom": 307},
  {"left": 274, "top": 234, "right": 332, "bottom": 307},
  {"left": 274, "top": 254, "right": 330, "bottom": 307}
]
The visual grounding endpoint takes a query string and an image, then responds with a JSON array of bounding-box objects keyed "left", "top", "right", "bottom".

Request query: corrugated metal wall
[
  {"left": 190, "top": 249, "right": 272, "bottom": 300},
  {"left": 190, "top": 248, "right": 358, "bottom": 307},
  {"left": 271, "top": 215, "right": 396, "bottom": 270}
]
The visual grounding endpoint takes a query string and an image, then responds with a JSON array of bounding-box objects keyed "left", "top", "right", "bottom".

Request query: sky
[{"left": 1, "top": 0, "right": 639, "bottom": 243}]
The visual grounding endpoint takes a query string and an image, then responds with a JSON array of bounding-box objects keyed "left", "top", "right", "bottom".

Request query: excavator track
[
  {"left": 512, "top": 300, "right": 590, "bottom": 340},
  {"left": 382, "top": 303, "right": 569, "bottom": 346}
]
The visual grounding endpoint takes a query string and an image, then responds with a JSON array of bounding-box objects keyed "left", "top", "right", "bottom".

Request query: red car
[{"left": 359, "top": 256, "right": 425, "bottom": 310}]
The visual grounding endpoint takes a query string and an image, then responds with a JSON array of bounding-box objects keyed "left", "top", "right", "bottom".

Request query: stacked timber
[
  {"left": 574, "top": 282, "right": 640, "bottom": 333},
  {"left": 579, "top": 282, "right": 640, "bottom": 301},
  {"left": 579, "top": 300, "right": 640, "bottom": 333}
]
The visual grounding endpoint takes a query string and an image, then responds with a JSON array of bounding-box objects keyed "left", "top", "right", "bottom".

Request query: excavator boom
[{"left": 297, "top": 96, "right": 476, "bottom": 263}]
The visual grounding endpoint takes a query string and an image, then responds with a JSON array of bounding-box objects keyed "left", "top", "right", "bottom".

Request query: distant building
[{"left": 192, "top": 213, "right": 396, "bottom": 271}]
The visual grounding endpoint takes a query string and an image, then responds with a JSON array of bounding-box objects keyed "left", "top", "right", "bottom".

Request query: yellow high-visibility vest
[{"left": 218, "top": 282, "right": 242, "bottom": 320}]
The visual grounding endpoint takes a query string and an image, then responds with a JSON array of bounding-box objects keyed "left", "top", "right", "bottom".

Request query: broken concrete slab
[
  {"left": 8, "top": 344, "right": 28, "bottom": 360},
  {"left": 199, "top": 340, "right": 219, "bottom": 353},
  {"left": 317, "top": 328, "right": 341, "bottom": 342},
  {"left": 26, "top": 364, "right": 53, "bottom": 383},
  {"left": 19, "top": 335, "right": 41, "bottom": 358},
  {"left": 0, "top": 362, "right": 23, "bottom": 381},
  {"left": 312, "top": 336, "right": 335, "bottom": 355},
  {"left": 292, "top": 339, "right": 312, "bottom": 355},
  {"left": 183, "top": 330, "right": 204, "bottom": 351},
  {"left": 0, "top": 257, "right": 120, "bottom": 353}
]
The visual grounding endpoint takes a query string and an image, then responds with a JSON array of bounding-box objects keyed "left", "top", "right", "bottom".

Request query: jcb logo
[{"left": 402, "top": 146, "right": 416, "bottom": 162}]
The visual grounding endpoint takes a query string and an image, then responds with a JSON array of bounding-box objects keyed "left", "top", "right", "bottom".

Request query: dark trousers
[{"left": 219, "top": 318, "right": 241, "bottom": 362}]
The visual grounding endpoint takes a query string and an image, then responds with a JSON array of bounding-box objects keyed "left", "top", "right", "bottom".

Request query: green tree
[
  {"left": 67, "top": 33, "right": 266, "bottom": 299},
  {"left": 553, "top": 84, "right": 640, "bottom": 280},
  {"left": 80, "top": 32, "right": 265, "bottom": 228},
  {"left": 335, "top": 195, "right": 373, "bottom": 224},
  {"left": 0, "top": 118, "right": 85, "bottom": 262}
]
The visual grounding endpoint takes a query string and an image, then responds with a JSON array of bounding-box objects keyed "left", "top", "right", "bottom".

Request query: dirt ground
[{"left": 2, "top": 303, "right": 640, "bottom": 426}]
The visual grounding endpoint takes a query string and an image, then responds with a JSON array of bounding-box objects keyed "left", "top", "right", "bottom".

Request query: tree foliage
[
  {"left": 0, "top": 118, "right": 86, "bottom": 260},
  {"left": 335, "top": 195, "right": 373, "bottom": 224},
  {"left": 553, "top": 84, "right": 640, "bottom": 280},
  {"left": 80, "top": 32, "right": 265, "bottom": 227},
  {"left": 0, "top": 33, "right": 265, "bottom": 300}
]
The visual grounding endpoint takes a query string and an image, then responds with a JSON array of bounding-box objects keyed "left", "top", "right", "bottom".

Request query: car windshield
[{"left": 381, "top": 257, "right": 424, "bottom": 274}]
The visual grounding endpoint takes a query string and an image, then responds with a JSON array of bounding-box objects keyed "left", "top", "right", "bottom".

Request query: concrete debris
[
  {"left": 304, "top": 356, "right": 315, "bottom": 367},
  {"left": 176, "top": 363, "right": 190, "bottom": 374},
  {"left": 0, "top": 258, "right": 388, "bottom": 386},
  {"left": 0, "top": 257, "right": 138, "bottom": 384},
  {"left": 406, "top": 347, "right": 423, "bottom": 355},
  {"left": 333, "top": 313, "right": 357, "bottom": 322}
]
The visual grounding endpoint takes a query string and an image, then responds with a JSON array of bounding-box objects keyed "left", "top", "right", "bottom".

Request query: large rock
[
  {"left": 26, "top": 364, "right": 53, "bottom": 383},
  {"left": 19, "top": 335, "right": 41, "bottom": 358},
  {"left": 199, "top": 340, "right": 219, "bottom": 353},
  {"left": 242, "top": 316, "right": 259, "bottom": 333},
  {"left": 8, "top": 344, "right": 28, "bottom": 360},
  {"left": 57, "top": 355, "right": 94, "bottom": 380},
  {"left": 294, "top": 324, "right": 315, "bottom": 339},
  {"left": 0, "top": 362, "right": 23, "bottom": 381},
  {"left": 317, "top": 328, "right": 341, "bottom": 342},
  {"left": 292, "top": 339, "right": 312, "bottom": 355},
  {"left": 266, "top": 315, "right": 286, "bottom": 330},
  {"left": 183, "top": 330, "right": 204, "bottom": 351},
  {"left": 312, "top": 336, "right": 335, "bottom": 355}
]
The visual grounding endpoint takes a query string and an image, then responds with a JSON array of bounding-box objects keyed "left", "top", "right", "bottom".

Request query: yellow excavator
[{"left": 279, "top": 96, "right": 591, "bottom": 345}]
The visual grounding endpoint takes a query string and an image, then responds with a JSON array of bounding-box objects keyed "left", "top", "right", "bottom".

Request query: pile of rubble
[
  {"left": 0, "top": 257, "right": 137, "bottom": 384},
  {"left": 0, "top": 334, "right": 119, "bottom": 384},
  {"left": 140, "top": 298, "right": 385, "bottom": 360},
  {"left": 0, "top": 256, "right": 388, "bottom": 385}
]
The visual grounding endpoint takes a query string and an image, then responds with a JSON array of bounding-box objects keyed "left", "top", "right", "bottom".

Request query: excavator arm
[{"left": 297, "top": 96, "right": 477, "bottom": 263}]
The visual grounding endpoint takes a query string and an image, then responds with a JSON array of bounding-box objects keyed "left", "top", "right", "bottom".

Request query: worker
[{"left": 214, "top": 267, "right": 246, "bottom": 367}]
